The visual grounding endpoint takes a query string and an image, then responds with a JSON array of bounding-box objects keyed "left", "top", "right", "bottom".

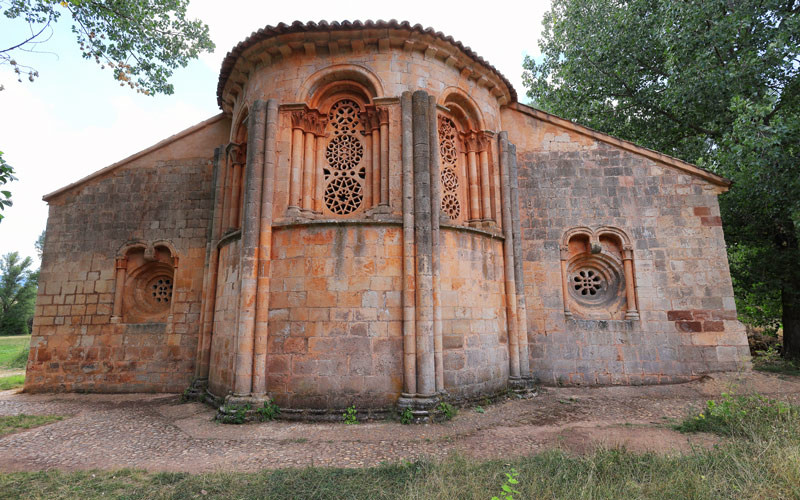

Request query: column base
[
  {"left": 509, "top": 376, "right": 538, "bottom": 395},
  {"left": 625, "top": 311, "right": 640, "bottom": 320},
  {"left": 397, "top": 393, "right": 440, "bottom": 422}
]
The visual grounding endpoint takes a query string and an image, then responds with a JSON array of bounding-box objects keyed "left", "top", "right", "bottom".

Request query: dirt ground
[{"left": 1, "top": 371, "right": 798, "bottom": 473}]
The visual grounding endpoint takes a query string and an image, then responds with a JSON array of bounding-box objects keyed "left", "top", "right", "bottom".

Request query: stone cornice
[{"left": 217, "top": 20, "right": 517, "bottom": 113}]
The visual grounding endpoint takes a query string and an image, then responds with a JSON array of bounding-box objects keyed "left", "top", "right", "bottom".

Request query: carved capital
[
  {"left": 291, "top": 109, "right": 327, "bottom": 135},
  {"left": 559, "top": 245, "right": 570, "bottom": 260},
  {"left": 622, "top": 245, "right": 634, "bottom": 260},
  {"left": 376, "top": 106, "right": 389, "bottom": 126},
  {"left": 290, "top": 110, "right": 307, "bottom": 130},
  {"left": 361, "top": 106, "right": 381, "bottom": 131},
  {"left": 115, "top": 257, "right": 128, "bottom": 270},
  {"left": 463, "top": 131, "right": 482, "bottom": 153},
  {"left": 226, "top": 142, "right": 244, "bottom": 164}
]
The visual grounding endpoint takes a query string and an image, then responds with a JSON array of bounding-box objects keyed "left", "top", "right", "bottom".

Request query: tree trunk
[{"left": 782, "top": 287, "right": 800, "bottom": 360}]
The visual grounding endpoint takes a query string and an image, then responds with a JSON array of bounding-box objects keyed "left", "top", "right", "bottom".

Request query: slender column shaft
[
  {"left": 196, "top": 146, "right": 225, "bottom": 379},
  {"left": 413, "top": 90, "right": 435, "bottom": 396},
  {"left": 252, "top": 99, "right": 278, "bottom": 396},
  {"left": 623, "top": 252, "right": 639, "bottom": 319},
  {"left": 498, "top": 132, "right": 520, "bottom": 379},
  {"left": 380, "top": 120, "right": 390, "bottom": 205},
  {"left": 302, "top": 131, "right": 315, "bottom": 211},
  {"left": 364, "top": 131, "right": 373, "bottom": 208},
  {"left": 314, "top": 136, "right": 325, "bottom": 213},
  {"left": 400, "top": 91, "right": 417, "bottom": 395},
  {"left": 289, "top": 127, "right": 304, "bottom": 209},
  {"left": 221, "top": 155, "right": 233, "bottom": 230},
  {"left": 428, "top": 95, "right": 444, "bottom": 393},
  {"left": 560, "top": 258, "right": 572, "bottom": 317},
  {"left": 234, "top": 100, "right": 266, "bottom": 396},
  {"left": 112, "top": 260, "right": 126, "bottom": 318},
  {"left": 371, "top": 127, "right": 380, "bottom": 207},
  {"left": 480, "top": 149, "right": 492, "bottom": 221},
  {"left": 467, "top": 150, "right": 481, "bottom": 220},
  {"left": 229, "top": 163, "right": 243, "bottom": 229},
  {"left": 509, "top": 144, "right": 530, "bottom": 376}
]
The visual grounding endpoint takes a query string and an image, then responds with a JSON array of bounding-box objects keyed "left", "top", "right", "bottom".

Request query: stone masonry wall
[
  {"left": 208, "top": 238, "right": 241, "bottom": 395},
  {"left": 439, "top": 228, "right": 508, "bottom": 398},
  {"left": 26, "top": 118, "right": 228, "bottom": 393},
  {"left": 264, "top": 223, "right": 404, "bottom": 409},
  {"left": 504, "top": 109, "right": 750, "bottom": 385}
]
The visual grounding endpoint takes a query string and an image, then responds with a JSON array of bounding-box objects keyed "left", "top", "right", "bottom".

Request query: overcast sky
[{"left": 0, "top": 0, "right": 550, "bottom": 263}]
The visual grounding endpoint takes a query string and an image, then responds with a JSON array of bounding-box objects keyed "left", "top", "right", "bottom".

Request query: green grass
[
  {"left": 0, "top": 334, "right": 30, "bottom": 370},
  {"left": 0, "top": 414, "right": 63, "bottom": 437},
  {"left": 0, "top": 374, "right": 25, "bottom": 390},
  {"left": 753, "top": 357, "right": 800, "bottom": 376},
  {"left": 0, "top": 394, "right": 798, "bottom": 499}
]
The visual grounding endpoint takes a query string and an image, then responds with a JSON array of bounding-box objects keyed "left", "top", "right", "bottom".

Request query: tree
[
  {"left": 34, "top": 229, "right": 45, "bottom": 259},
  {"left": 0, "top": 0, "right": 215, "bottom": 215},
  {"left": 523, "top": 0, "right": 800, "bottom": 358},
  {"left": 0, "top": 151, "right": 13, "bottom": 222},
  {"left": 0, "top": 252, "right": 37, "bottom": 335}
]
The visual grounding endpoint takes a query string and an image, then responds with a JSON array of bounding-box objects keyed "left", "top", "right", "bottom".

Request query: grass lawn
[
  {"left": 0, "top": 334, "right": 30, "bottom": 370},
  {"left": 0, "top": 414, "right": 63, "bottom": 438},
  {"left": 0, "top": 374, "right": 25, "bottom": 391},
  {"left": 0, "top": 395, "right": 798, "bottom": 499}
]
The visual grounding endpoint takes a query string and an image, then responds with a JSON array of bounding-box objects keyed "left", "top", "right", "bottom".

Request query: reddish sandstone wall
[
  {"left": 263, "top": 223, "right": 403, "bottom": 408},
  {"left": 502, "top": 107, "right": 750, "bottom": 385},
  {"left": 440, "top": 228, "right": 508, "bottom": 398},
  {"left": 208, "top": 238, "right": 241, "bottom": 395},
  {"left": 26, "top": 117, "right": 229, "bottom": 393}
]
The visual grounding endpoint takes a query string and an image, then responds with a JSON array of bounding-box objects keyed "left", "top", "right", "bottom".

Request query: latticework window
[
  {"left": 323, "top": 99, "right": 366, "bottom": 215},
  {"left": 438, "top": 115, "right": 462, "bottom": 220}
]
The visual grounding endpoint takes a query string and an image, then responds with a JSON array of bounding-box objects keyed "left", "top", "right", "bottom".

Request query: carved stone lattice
[
  {"left": 329, "top": 99, "right": 361, "bottom": 136},
  {"left": 438, "top": 115, "right": 462, "bottom": 220},
  {"left": 149, "top": 277, "right": 173, "bottom": 304},
  {"left": 442, "top": 192, "right": 461, "bottom": 219},
  {"left": 441, "top": 167, "right": 459, "bottom": 191},
  {"left": 325, "top": 135, "right": 363, "bottom": 170},
  {"left": 572, "top": 269, "right": 602, "bottom": 297},
  {"left": 324, "top": 99, "right": 365, "bottom": 215}
]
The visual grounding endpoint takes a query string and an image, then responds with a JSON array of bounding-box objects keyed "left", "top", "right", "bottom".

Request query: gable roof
[{"left": 510, "top": 102, "right": 731, "bottom": 188}]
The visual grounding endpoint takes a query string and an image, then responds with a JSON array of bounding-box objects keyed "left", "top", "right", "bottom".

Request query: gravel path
[{"left": 1, "top": 371, "right": 798, "bottom": 473}]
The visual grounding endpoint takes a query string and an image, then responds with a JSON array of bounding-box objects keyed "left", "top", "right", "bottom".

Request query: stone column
[
  {"left": 560, "top": 248, "right": 573, "bottom": 318},
  {"left": 428, "top": 95, "right": 444, "bottom": 393},
  {"left": 195, "top": 146, "right": 226, "bottom": 380},
  {"left": 288, "top": 111, "right": 305, "bottom": 213},
  {"left": 479, "top": 137, "right": 493, "bottom": 223},
  {"left": 221, "top": 147, "right": 233, "bottom": 231},
  {"left": 498, "top": 132, "right": 520, "bottom": 380},
  {"left": 400, "top": 92, "right": 417, "bottom": 398},
  {"left": 371, "top": 114, "right": 381, "bottom": 208},
  {"left": 233, "top": 100, "right": 267, "bottom": 397},
  {"left": 623, "top": 246, "right": 640, "bottom": 320},
  {"left": 229, "top": 157, "right": 243, "bottom": 229},
  {"left": 111, "top": 256, "right": 127, "bottom": 321},
  {"left": 362, "top": 117, "right": 373, "bottom": 209},
  {"left": 314, "top": 134, "right": 326, "bottom": 214},
  {"left": 412, "top": 90, "right": 436, "bottom": 398},
  {"left": 509, "top": 144, "right": 530, "bottom": 377},
  {"left": 466, "top": 133, "right": 481, "bottom": 223},
  {"left": 379, "top": 107, "right": 390, "bottom": 206},
  {"left": 252, "top": 99, "right": 279, "bottom": 396},
  {"left": 302, "top": 129, "right": 315, "bottom": 212}
]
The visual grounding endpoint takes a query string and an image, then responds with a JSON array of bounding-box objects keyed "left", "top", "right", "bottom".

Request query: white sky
[{"left": 0, "top": 0, "right": 550, "bottom": 263}]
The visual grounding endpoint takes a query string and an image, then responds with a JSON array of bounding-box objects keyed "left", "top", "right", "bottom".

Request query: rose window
[
  {"left": 442, "top": 192, "right": 461, "bottom": 219},
  {"left": 323, "top": 99, "right": 365, "bottom": 215},
  {"left": 572, "top": 269, "right": 602, "bottom": 296}
]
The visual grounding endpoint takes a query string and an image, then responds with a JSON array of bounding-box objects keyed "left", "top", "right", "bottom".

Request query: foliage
[
  {"left": 342, "top": 405, "right": 358, "bottom": 425},
  {"left": 436, "top": 401, "right": 456, "bottom": 421},
  {"left": 0, "top": 414, "right": 62, "bottom": 436},
  {"left": 491, "top": 467, "right": 520, "bottom": 500},
  {"left": 35, "top": 229, "right": 45, "bottom": 260},
  {"left": 216, "top": 403, "right": 249, "bottom": 425},
  {"left": 1, "top": 0, "right": 214, "bottom": 95},
  {"left": 0, "top": 151, "right": 14, "bottom": 222},
  {"left": 0, "top": 334, "right": 30, "bottom": 369},
  {"left": 523, "top": 0, "right": 800, "bottom": 356},
  {"left": 400, "top": 407, "right": 413, "bottom": 425},
  {"left": 0, "top": 373, "right": 25, "bottom": 390},
  {"left": 752, "top": 345, "right": 800, "bottom": 376},
  {"left": 0, "top": 252, "right": 37, "bottom": 336},
  {"left": 255, "top": 399, "right": 280, "bottom": 422}
]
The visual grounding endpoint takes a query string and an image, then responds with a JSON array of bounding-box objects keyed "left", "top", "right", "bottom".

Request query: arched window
[
  {"left": 112, "top": 243, "right": 178, "bottom": 324},
  {"left": 560, "top": 227, "right": 639, "bottom": 320},
  {"left": 323, "top": 97, "right": 367, "bottom": 215}
]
